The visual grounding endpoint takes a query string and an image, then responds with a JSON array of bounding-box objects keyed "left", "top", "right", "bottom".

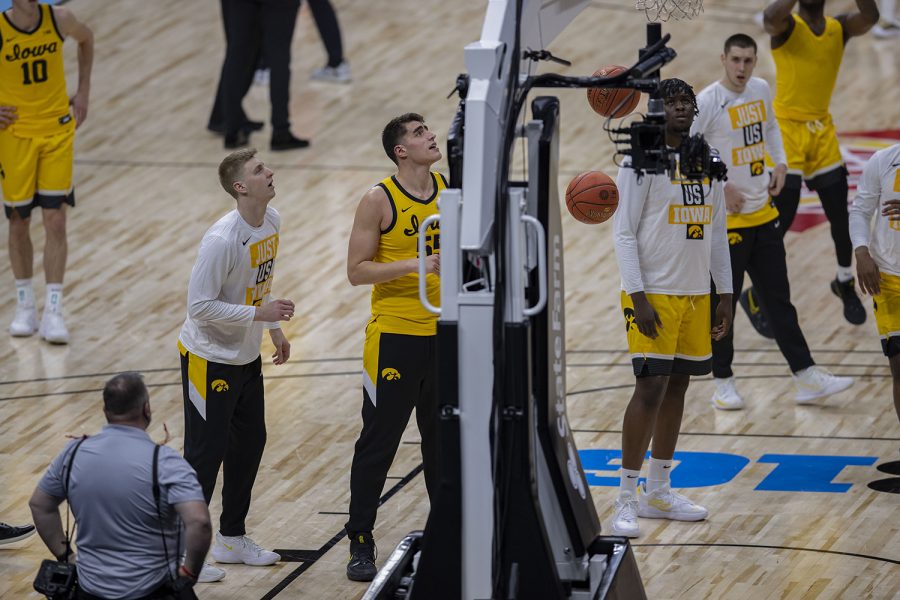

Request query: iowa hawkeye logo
[
  {"left": 381, "top": 368, "right": 401, "bottom": 381},
  {"left": 211, "top": 379, "right": 229, "bottom": 392},
  {"left": 623, "top": 307, "right": 636, "bottom": 333}
]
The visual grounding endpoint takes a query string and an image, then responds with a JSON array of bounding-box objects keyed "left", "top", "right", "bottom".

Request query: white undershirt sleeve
[
  {"left": 614, "top": 165, "right": 649, "bottom": 295},
  {"left": 187, "top": 235, "right": 256, "bottom": 326},
  {"left": 849, "top": 153, "right": 881, "bottom": 250},
  {"left": 709, "top": 182, "right": 733, "bottom": 293}
]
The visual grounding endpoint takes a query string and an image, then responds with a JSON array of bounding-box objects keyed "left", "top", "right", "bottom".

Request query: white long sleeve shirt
[
  {"left": 614, "top": 158, "right": 732, "bottom": 296},
  {"left": 849, "top": 143, "right": 900, "bottom": 276},
  {"left": 692, "top": 77, "right": 787, "bottom": 229},
  {"left": 178, "top": 207, "right": 281, "bottom": 365}
]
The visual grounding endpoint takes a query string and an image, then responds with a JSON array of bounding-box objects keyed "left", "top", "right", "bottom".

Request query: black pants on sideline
[
  {"left": 223, "top": 0, "right": 300, "bottom": 135},
  {"left": 345, "top": 333, "right": 439, "bottom": 536},
  {"left": 712, "top": 218, "right": 815, "bottom": 378},
  {"left": 181, "top": 353, "right": 266, "bottom": 537},
  {"left": 308, "top": 0, "right": 344, "bottom": 67},
  {"left": 208, "top": 0, "right": 261, "bottom": 130},
  {"left": 772, "top": 168, "right": 852, "bottom": 267}
]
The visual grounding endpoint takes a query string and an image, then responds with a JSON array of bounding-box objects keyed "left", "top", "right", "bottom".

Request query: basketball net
[{"left": 634, "top": 0, "right": 703, "bottom": 21}]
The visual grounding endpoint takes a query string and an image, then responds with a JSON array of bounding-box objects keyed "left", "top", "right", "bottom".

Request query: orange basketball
[
  {"left": 586, "top": 65, "right": 640, "bottom": 118},
  {"left": 565, "top": 171, "right": 619, "bottom": 225}
]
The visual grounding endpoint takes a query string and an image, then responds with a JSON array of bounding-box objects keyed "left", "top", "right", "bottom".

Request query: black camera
[
  {"left": 33, "top": 559, "right": 77, "bottom": 600},
  {"left": 679, "top": 132, "right": 728, "bottom": 182}
]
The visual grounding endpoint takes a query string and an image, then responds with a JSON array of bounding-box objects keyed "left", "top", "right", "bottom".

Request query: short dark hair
[
  {"left": 659, "top": 78, "right": 699, "bottom": 117},
  {"left": 724, "top": 33, "right": 757, "bottom": 54},
  {"left": 382, "top": 113, "right": 424, "bottom": 164},
  {"left": 103, "top": 372, "right": 149, "bottom": 417}
]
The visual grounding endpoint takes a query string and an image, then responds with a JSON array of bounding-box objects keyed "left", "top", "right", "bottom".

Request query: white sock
[
  {"left": 836, "top": 266, "right": 854, "bottom": 283},
  {"left": 714, "top": 376, "right": 733, "bottom": 389},
  {"left": 882, "top": 0, "right": 896, "bottom": 23},
  {"left": 15, "top": 279, "right": 35, "bottom": 308},
  {"left": 45, "top": 284, "right": 64, "bottom": 315},
  {"left": 619, "top": 468, "right": 641, "bottom": 497},
  {"left": 647, "top": 457, "right": 673, "bottom": 493}
]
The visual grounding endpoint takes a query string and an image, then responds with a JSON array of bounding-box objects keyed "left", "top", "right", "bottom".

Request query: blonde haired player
[
  {"left": 0, "top": 0, "right": 93, "bottom": 343},
  {"left": 610, "top": 79, "right": 732, "bottom": 537},
  {"left": 850, "top": 143, "right": 900, "bottom": 425},
  {"left": 757, "top": 0, "right": 879, "bottom": 328}
]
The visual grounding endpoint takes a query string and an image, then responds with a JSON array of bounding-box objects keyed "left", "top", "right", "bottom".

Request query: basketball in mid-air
[
  {"left": 565, "top": 171, "right": 619, "bottom": 225},
  {"left": 586, "top": 65, "right": 640, "bottom": 118}
]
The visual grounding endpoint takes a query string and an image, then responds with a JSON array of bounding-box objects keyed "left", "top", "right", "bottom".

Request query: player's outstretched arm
[
  {"left": 837, "top": 0, "right": 880, "bottom": 41},
  {"left": 763, "top": 0, "right": 798, "bottom": 36},
  {"left": 54, "top": 7, "right": 94, "bottom": 127},
  {"left": 347, "top": 186, "right": 438, "bottom": 286}
]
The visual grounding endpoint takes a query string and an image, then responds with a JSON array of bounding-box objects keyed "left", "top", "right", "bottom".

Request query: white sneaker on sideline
[
  {"left": 211, "top": 531, "right": 280, "bottom": 566},
  {"left": 872, "top": 22, "right": 900, "bottom": 38},
  {"left": 310, "top": 61, "right": 352, "bottom": 83},
  {"left": 609, "top": 493, "right": 640, "bottom": 538},
  {"left": 711, "top": 377, "right": 745, "bottom": 410},
  {"left": 10, "top": 305, "right": 38, "bottom": 337},
  {"left": 792, "top": 366, "right": 854, "bottom": 404},
  {"left": 637, "top": 482, "right": 708, "bottom": 521},
  {"left": 39, "top": 311, "right": 69, "bottom": 344},
  {"left": 197, "top": 562, "right": 226, "bottom": 583}
]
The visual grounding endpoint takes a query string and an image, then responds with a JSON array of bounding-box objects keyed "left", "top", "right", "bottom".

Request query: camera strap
[
  {"left": 151, "top": 444, "right": 180, "bottom": 585},
  {"left": 62, "top": 436, "right": 88, "bottom": 563}
]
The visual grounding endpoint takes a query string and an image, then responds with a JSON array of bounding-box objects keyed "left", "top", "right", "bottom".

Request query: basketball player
[
  {"left": 344, "top": 113, "right": 444, "bottom": 581},
  {"left": 178, "top": 149, "right": 294, "bottom": 582},
  {"left": 751, "top": 0, "right": 879, "bottom": 330},
  {"left": 850, "top": 142, "right": 900, "bottom": 425},
  {"left": 0, "top": 0, "right": 93, "bottom": 344},
  {"left": 610, "top": 79, "right": 732, "bottom": 538},
  {"left": 693, "top": 34, "right": 854, "bottom": 410}
]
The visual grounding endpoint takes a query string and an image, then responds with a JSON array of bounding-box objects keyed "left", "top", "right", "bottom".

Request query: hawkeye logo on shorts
[
  {"left": 623, "top": 307, "right": 636, "bottom": 333},
  {"left": 211, "top": 379, "right": 230, "bottom": 392},
  {"left": 728, "top": 232, "right": 743, "bottom": 245},
  {"left": 381, "top": 368, "right": 401, "bottom": 381},
  {"left": 669, "top": 181, "right": 711, "bottom": 239}
]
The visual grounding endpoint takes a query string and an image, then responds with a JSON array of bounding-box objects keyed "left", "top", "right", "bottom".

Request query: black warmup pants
[
  {"left": 223, "top": 0, "right": 300, "bottom": 135},
  {"left": 711, "top": 218, "right": 815, "bottom": 378},
  {"left": 181, "top": 352, "right": 266, "bottom": 537},
  {"left": 345, "top": 332, "right": 439, "bottom": 536},
  {"left": 308, "top": 0, "right": 344, "bottom": 67},
  {"left": 208, "top": 0, "right": 261, "bottom": 130}
]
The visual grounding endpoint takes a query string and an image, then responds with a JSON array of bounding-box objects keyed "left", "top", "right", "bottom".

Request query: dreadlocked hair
[{"left": 659, "top": 78, "right": 699, "bottom": 117}]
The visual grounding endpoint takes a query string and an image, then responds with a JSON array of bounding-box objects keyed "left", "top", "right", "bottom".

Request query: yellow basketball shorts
[
  {"left": 620, "top": 292, "right": 712, "bottom": 376},
  {"left": 874, "top": 272, "right": 900, "bottom": 358},
  {"left": 777, "top": 115, "right": 843, "bottom": 188},
  {"left": 0, "top": 128, "right": 75, "bottom": 219}
]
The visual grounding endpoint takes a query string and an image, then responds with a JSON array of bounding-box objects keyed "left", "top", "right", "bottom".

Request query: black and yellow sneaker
[
  {"left": 346, "top": 531, "right": 377, "bottom": 582},
  {"left": 739, "top": 288, "right": 774, "bottom": 339},
  {"left": 830, "top": 277, "right": 866, "bottom": 325}
]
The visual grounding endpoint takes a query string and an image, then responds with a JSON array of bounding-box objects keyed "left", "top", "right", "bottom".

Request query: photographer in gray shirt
[{"left": 29, "top": 373, "right": 211, "bottom": 599}]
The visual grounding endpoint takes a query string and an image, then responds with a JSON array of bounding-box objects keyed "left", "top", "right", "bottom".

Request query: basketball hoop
[{"left": 635, "top": 0, "right": 703, "bottom": 21}]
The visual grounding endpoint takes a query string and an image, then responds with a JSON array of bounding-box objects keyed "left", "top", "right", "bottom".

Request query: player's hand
[
  {"left": 632, "top": 294, "right": 663, "bottom": 340},
  {"left": 882, "top": 199, "right": 900, "bottom": 219},
  {"left": 855, "top": 247, "right": 880, "bottom": 296},
  {"left": 424, "top": 253, "right": 440, "bottom": 276},
  {"left": 69, "top": 89, "right": 89, "bottom": 128},
  {"left": 723, "top": 183, "right": 746, "bottom": 214},
  {"left": 255, "top": 299, "right": 295, "bottom": 322},
  {"left": 269, "top": 328, "right": 291, "bottom": 365},
  {"left": 0, "top": 105, "right": 17, "bottom": 130},
  {"left": 768, "top": 164, "right": 787, "bottom": 197},
  {"left": 711, "top": 293, "right": 733, "bottom": 341}
]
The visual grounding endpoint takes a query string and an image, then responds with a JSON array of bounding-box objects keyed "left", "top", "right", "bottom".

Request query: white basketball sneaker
[
  {"left": 609, "top": 493, "right": 640, "bottom": 538},
  {"left": 197, "top": 561, "right": 226, "bottom": 583},
  {"left": 211, "top": 532, "right": 280, "bottom": 566},
  {"left": 9, "top": 305, "right": 38, "bottom": 337},
  {"left": 792, "top": 366, "right": 854, "bottom": 404},
  {"left": 711, "top": 377, "right": 745, "bottom": 410},
  {"left": 637, "top": 483, "right": 708, "bottom": 521},
  {"left": 39, "top": 311, "right": 69, "bottom": 344}
]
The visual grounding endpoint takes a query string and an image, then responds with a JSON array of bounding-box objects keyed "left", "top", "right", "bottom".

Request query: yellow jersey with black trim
[
  {"left": 0, "top": 4, "right": 73, "bottom": 137},
  {"left": 370, "top": 172, "right": 446, "bottom": 335},
  {"left": 772, "top": 14, "right": 843, "bottom": 122}
]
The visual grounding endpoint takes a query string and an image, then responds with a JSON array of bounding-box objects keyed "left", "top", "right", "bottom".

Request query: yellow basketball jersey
[
  {"left": 772, "top": 14, "right": 843, "bottom": 121},
  {"left": 0, "top": 4, "right": 72, "bottom": 137},
  {"left": 370, "top": 172, "right": 446, "bottom": 335}
]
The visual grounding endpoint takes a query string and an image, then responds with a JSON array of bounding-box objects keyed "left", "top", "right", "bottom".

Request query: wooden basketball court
[{"left": 1, "top": 0, "right": 898, "bottom": 598}]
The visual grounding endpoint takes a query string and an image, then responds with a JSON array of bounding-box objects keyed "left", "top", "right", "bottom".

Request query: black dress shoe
[
  {"left": 224, "top": 129, "right": 249, "bottom": 149},
  {"left": 270, "top": 131, "right": 310, "bottom": 151},
  {"left": 208, "top": 120, "right": 264, "bottom": 136}
]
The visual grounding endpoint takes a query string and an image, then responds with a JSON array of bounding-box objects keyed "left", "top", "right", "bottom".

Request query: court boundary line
[{"left": 632, "top": 542, "right": 900, "bottom": 565}]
